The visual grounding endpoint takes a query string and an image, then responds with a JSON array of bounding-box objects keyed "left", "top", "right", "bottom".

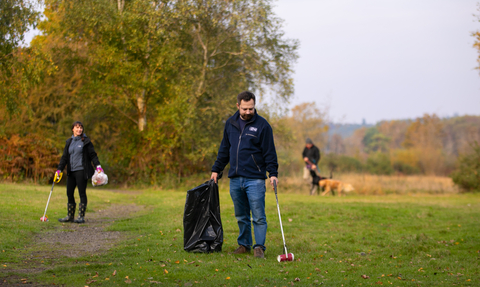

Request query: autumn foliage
[{"left": 0, "top": 134, "right": 60, "bottom": 183}]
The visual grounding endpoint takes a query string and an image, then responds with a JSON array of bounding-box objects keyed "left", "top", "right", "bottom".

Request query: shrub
[
  {"left": 392, "top": 161, "right": 420, "bottom": 175},
  {"left": 450, "top": 142, "right": 480, "bottom": 192},
  {"left": 366, "top": 152, "right": 393, "bottom": 175},
  {"left": 321, "top": 153, "right": 364, "bottom": 173},
  {"left": 0, "top": 134, "right": 60, "bottom": 183}
]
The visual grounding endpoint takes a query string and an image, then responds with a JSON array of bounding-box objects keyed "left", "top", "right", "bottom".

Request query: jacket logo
[{"left": 249, "top": 127, "right": 258, "bottom": 132}]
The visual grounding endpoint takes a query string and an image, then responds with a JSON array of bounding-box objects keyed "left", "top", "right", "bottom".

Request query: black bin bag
[{"left": 183, "top": 178, "right": 223, "bottom": 253}]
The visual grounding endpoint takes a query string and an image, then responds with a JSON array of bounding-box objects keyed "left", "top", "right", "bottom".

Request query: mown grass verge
[{"left": 1, "top": 182, "right": 479, "bottom": 286}]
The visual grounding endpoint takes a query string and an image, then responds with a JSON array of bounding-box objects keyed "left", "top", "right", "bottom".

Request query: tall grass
[{"left": 280, "top": 173, "right": 458, "bottom": 195}]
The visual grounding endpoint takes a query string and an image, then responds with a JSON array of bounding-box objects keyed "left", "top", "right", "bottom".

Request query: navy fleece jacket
[{"left": 212, "top": 110, "right": 278, "bottom": 179}]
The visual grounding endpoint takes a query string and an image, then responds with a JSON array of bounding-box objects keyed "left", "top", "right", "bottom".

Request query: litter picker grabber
[
  {"left": 40, "top": 172, "right": 63, "bottom": 222},
  {"left": 273, "top": 181, "right": 294, "bottom": 262}
]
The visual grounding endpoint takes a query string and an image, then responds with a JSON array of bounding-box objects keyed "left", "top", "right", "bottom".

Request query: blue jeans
[{"left": 229, "top": 177, "right": 267, "bottom": 251}]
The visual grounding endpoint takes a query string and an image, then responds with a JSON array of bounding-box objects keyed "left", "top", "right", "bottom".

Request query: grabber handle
[
  {"left": 54, "top": 172, "right": 63, "bottom": 183},
  {"left": 273, "top": 179, "right": 288, "bottom": 256}
]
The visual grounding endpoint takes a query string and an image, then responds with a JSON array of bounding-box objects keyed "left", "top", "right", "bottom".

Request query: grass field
[{"left": 1, "top": 180, "right": 479, "bottom": 286}]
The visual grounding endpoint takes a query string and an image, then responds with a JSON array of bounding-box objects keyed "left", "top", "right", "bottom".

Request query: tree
[
  {"left": 362, "top": 127, "right": 390, "bottom": 153},
  {"left": 24, "top": 0, "right": 298, "bottom": 181},
  {"left": 473, "top": 9, "right": 480, "bottom": 73},
  {"left": 328, "top": 133, "right": 345, "bottom": 154},
  {"left": 450, "top": 141, "right": 480, "bottom": 192},
  {"left": 274, "top": 102, "right": 329, "bottom": 175},
  {"left": 0, "top": 0, "right": 42, "bottom": 114},
  {"left": 403, "top": 114, "right": 445, "bottom": 175}
]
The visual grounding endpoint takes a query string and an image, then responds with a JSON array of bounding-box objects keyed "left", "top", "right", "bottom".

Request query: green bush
[
  {"left": 366, "top": 152, "right": 393, "bottom": 175},
  {"left": 321, "top": 153, "right": 364, "bottom": 173},
  {"left": 450, "top": 142, "right": 480, "bottom": 192},
  {"left": 392, "top": 161, "right": 420, "bottom": 175}
]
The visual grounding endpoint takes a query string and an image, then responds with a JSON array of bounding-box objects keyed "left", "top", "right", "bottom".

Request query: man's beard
[{"left": 241, "top": 114, "right": 253, "bottom": 121}]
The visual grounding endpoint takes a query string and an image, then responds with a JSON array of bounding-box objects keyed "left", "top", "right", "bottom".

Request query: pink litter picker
[{"left": 273, "top": 181, "right": 294, "bottom": 262}]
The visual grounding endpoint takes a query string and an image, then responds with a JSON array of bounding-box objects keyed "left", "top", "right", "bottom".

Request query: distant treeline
[{"left": 322, "top": 114, "right": 480, "bottom": 176}]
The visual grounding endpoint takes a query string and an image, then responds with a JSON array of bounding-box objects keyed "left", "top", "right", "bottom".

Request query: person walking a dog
[
  {"left": 56, "top": 121, "right": 103, "bottom": 223},
  {"left": 211, "top": 91, "right": 279, "bottom": 259},
  {"left": 302, "top": 138, "right": 321, "bottom": 195}
]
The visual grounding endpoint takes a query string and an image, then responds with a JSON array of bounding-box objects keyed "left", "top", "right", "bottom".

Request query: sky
[
  {"left": 273, "top": 0, "right": 480, "bottom": 124},
  {"left": 25, "top": 1, "right": 480, "bottom": 124}
]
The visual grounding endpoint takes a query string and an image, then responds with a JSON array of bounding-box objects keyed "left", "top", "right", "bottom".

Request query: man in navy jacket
[{"left": 211, "top": 91, "right": 278, "bottom": 259}]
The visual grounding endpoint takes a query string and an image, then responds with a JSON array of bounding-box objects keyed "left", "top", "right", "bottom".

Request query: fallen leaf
[
  {"left": 175, "top": 261, "right": 180, "bottom": 264},
  {"left": 375, "top": 281, "right": 383, "bottom": 285},
  {"left": 86, "top": 279, "right": 97, "bottom": 284},
  {"left": 294, "top": 277, "right": 301, "bottom": 281},
  {"left": 164, "top": 269, "right": 168, "bottom": 274},
  {"left": 125, "top": 279, "right": 131, "bottom": 284},
  {"left": 93, "top": 272, "right": 99, "bottom": 278},
  {"left": 361, "top": 275, "right": 370, "bottom": 279},
  {"left": 288, "top": 218, "right": 293, "bottom": 222},
  {"left": 112, "top": 270, "right": 117, "bottom": 276}
]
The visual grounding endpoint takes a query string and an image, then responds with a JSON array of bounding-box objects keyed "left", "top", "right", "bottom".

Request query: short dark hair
[
  {"left": 237, "top": 91, "right": 256, "bottom": 105},
  {"left": 71, "top": 121, "right": 85, "bottom": 141}
]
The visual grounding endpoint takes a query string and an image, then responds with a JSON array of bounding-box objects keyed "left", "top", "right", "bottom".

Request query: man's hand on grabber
[{"left": 270, "top": 176, "right": 278, "bottom": 190}]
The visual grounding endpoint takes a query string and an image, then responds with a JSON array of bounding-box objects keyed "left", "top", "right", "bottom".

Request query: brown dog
[{"left": 319, "top": 179, "right": 354, "bottom": 196}]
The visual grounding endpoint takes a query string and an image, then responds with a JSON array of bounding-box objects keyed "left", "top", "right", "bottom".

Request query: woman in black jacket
[{"left": 56, "top": 121, "right": 102, "bottom": 223}]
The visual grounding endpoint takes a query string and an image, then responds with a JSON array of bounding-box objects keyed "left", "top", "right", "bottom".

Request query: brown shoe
[
  {"left": 233, "top": 245, "right": 250, "bottom": 254},
  {"left": 254, "top": 247, "right": 265, "bottom": 259}
]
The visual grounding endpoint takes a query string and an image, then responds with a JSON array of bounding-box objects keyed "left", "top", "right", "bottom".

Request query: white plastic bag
[{"left": 92, "top": 170, "right": 108, "bottom": 187}]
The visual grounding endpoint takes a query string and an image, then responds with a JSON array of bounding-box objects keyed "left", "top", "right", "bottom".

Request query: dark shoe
[
  {"left": 233, "top": 245, "right": 250, "bottom": 254},
  {"left": 74, "top": 203, "right": 86, "bottom": 224},
  {"left": 254, "top": 247, "right": 265, "bottom": 259},
  {"left": 58, "top": 203, "right": 76, "bottom": 222}
]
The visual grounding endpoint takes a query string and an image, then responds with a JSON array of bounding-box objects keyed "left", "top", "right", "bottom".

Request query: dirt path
[
  {"left": 33, "top": 203, "right": 144, "bottom": 258},
  {"left": 1, "top": 196, "right": 145, "bottom": 285}
]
